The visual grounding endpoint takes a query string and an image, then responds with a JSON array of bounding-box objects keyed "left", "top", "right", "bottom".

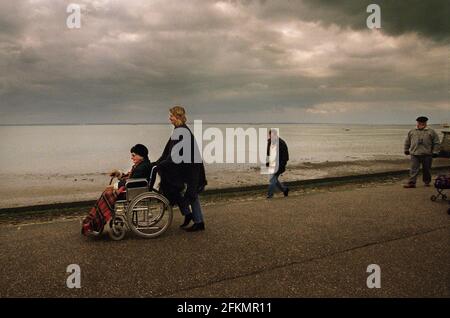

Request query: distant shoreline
[{"left": 0, "top": 122, "right": 419, "bottom": 126}]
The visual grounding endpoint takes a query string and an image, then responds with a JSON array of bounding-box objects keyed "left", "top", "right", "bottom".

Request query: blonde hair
[{"left": 170, "top": 105, "right": 187, "bottom": 126}]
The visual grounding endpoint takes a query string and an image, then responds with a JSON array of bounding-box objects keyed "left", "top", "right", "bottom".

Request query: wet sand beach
[{"left": 1, "top": 158, "right": 449, "bottom": 209}]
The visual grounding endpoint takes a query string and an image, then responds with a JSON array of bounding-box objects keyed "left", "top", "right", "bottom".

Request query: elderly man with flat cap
[{"left": 403, "top": 116, "right": 440, "bottom": 188}]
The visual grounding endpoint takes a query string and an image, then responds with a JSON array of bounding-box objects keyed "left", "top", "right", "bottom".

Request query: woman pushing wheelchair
[
  {"left": 81, "top": 105, "right": 207, "bottom": 239},
  {"left": 154, "top": 105, "right": 207, "bottom": 232}
]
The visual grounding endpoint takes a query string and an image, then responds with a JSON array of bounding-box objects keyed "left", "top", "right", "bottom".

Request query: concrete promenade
[{"left": 1, "top": 176, "right": 449, "bottom": 297}]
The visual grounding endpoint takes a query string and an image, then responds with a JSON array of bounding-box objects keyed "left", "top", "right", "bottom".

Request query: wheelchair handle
[
  {"left": 108, "top": 166, "right": 158, "bottom": 189},
  {"left": 149, "top": 165, "right": 158, "bottom": 191}
]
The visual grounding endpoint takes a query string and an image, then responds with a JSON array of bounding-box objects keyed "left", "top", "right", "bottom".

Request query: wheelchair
[{"left": 100, "top": 166, "right": 173, "bottom": 240}]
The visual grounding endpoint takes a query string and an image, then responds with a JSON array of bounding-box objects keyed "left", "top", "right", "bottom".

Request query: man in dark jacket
[{"left": 266, "top": 129, "right": 289, "bottom": 199}]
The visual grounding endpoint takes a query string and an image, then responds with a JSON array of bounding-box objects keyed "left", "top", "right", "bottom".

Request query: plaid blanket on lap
[{"left": 81, "top": 187, "right": 124, "bottom": 236}]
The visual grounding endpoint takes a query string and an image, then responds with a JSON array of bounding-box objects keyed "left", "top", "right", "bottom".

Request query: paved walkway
[{"left": 1, "top": 179, "right": 449, "bottom": 297}]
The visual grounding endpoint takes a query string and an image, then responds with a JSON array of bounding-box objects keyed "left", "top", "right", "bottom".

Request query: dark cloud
[
  {"left": 301, "top": 0, "right": 450, "bottom": 42},
  {"left": 0, "top": 0, "right": 448, "bottom": 124}
]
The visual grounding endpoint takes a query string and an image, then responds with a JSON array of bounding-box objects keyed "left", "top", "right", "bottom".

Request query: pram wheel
[
  {"left": 430, "top": 195, "right": 437, "bottom": 201},
  {"left": 126, "top": 192, "right": 173, "bottom": 238},
  {"left": 108, "top": 216, "right": 126, "bottom": 241},
  {"left": 442, "top": 194, "right": 448, "bottom": 201}
]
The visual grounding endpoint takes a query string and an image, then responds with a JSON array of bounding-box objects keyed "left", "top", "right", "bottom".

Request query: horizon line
[{"left": 0, "top": 122, "right": 423, "bottom": 126}]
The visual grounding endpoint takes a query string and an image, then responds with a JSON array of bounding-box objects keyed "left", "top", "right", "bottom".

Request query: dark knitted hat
[
  {"left": 130, "top": 144, "right": 149, "bottom": 159},
  {"left": 416, "top": 116, "right": 428, "bottom": 123}
]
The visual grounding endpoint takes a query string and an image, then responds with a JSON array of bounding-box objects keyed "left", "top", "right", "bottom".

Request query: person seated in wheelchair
[
  {"left": 81, "top": 144, "right": 154, "bottom": 236},
  {"left": 109, "top": 144, "right": 155, "bottom": 200}
]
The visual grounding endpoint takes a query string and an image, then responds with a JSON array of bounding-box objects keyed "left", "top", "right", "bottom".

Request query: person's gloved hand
[
  {"left": 109, "top": 169, "right": 122, "bottom": 178},
  {"left": 432, "top": 153, "right": 439, "bottom": 158},
  {"left": 404, "top": 151, "right": 410, "bottom": 155}
]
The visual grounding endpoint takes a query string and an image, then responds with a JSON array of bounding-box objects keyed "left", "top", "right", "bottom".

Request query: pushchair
[
  {"left": 430, "top": 173, "right": 450, "bottom": 215},
  {"left": 92, "top": 166, "right": 173, "bottom": 240},
  {"left": 430, "top": 175, "right": 449, "bottom": 202},
  {"left": 430, "top": 131, "right": 450, "bottom": 214}
]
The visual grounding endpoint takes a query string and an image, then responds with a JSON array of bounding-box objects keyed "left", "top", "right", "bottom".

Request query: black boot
[
  {"left": 180, "top": 213, "right": 193, "bottom": 228},
  {"left": 283, "top": 188, "right": 289, "bottom": 197},
  {"left": 185, "top": 222, "right": 205, "bottom": 232}
]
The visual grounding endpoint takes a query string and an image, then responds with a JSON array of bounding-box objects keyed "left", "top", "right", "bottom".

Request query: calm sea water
[{"left": 0, "top": 123, "right": 420, "bottom": 176}]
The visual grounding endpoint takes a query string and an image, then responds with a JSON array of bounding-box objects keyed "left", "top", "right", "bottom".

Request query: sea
[
  {"left": 2, "top": 123, "right": 449, "bottom": 208},
  {"left": 0, "top": 123, "right": 428, "bottom": 176}
]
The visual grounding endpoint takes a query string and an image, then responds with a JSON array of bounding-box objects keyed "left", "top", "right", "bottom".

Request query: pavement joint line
[
  {"left": 0, "top": 182, "right": 402, "bottom": 226},
  {"left": 157, "top": 224, "right": 450, "bottom": 297}
]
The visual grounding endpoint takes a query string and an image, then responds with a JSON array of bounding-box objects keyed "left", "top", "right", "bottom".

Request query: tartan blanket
[{"left": 81, "top": 186, "right": 125, "bottom": 236}]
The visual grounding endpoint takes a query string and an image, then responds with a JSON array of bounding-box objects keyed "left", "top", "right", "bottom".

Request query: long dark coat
[{"left": 156, "top": 124, "right": 207, "bottom": 205}]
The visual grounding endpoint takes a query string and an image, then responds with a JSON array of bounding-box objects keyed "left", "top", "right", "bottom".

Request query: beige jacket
[{"left": 404, "top": 127, "right": 440, "bottom": 155}]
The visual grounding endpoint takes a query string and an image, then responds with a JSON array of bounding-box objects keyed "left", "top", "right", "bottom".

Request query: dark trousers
[
  {"left": 408, "top": 155, "right": 433, "bottom": 184},
  {"left": 268, "top": 174, "right": 287, "bottom": 197},
  {"left": 178, "top": 195, "right": 204, "bottom": 223}
]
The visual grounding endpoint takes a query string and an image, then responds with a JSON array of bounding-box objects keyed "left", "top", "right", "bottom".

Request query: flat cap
[{"left": 416, "top": 116, "right": 429, "bottom": 122}]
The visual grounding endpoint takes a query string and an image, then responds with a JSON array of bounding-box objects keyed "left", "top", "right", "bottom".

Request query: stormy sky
[{"left": 0, "top": 0, "right": 448, "bottom": 124}]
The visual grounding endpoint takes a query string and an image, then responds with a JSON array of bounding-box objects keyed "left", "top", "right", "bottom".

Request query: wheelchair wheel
[
  {"left": 126, "top": 192, "right": 173, "bottom": 238},
  {"left": 108, "top": 216, "right": 126, "bottom": 241}
]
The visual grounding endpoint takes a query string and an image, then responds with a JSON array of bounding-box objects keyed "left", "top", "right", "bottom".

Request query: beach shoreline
[
  {"left": 2, "top": 123, "right": 449, "bottom": 209},
  {"left": 1, "top": 158, "right": 449, "bottom": 209},
  {"left": 1, "top": 161, "right": 449, "bottom": 219}
]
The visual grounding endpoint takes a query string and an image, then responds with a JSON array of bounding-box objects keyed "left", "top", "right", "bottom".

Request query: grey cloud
[
  {"left": 301, "top": 0, "right": 450, "bottom": 42},
  {"left": 0, "top": 0, "right": 448, "bottom": 124}
]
